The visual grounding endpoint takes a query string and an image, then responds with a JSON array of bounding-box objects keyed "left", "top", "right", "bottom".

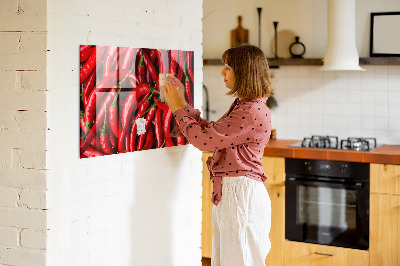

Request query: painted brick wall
[
  {"left": 0, "top": 0, "right": 48, "bottom": 265},
  {"left": 46, "top": 0, "right": 203, "bottom": 266}
]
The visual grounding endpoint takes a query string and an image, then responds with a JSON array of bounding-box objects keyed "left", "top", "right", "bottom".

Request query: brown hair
[{"left": 221, "top": 44, "right": 273, "bottom": 99}]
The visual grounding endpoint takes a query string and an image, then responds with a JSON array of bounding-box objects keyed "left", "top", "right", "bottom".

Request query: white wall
[
  {"left": 203, "top": 0, "right": 400, "bottom": 58},
  {"left": 0, "top": 0, "right": 48, "bottom": 265},
  {"left": 46, "top": 0, "right": 203, "bottom": 266},
  {"left": 203, "top": 0, "right": 400, "bottom": 145}
]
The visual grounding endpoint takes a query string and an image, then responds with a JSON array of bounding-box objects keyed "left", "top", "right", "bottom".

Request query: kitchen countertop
[{"left": 264, "top": 139, "right": 400, "bottom": 165}]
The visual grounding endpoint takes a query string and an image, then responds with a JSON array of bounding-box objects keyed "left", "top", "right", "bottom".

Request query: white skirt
[{"left": 212, "top": 176, "right": 271, "bottom": 266}]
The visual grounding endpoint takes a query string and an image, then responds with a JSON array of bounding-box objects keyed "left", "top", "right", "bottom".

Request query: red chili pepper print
[
  {"left": 80, "top": 45, "right": 194, "bottom": 158},
  {"left": 80, "top": 46, "right": 102, "bottom": 85},
  {"left": 100, "top": 108, "right": 113, "bottom": 155},
  {"left": 82, "top": 70, "right": 96, "bottom": 107},
  {"left": 80, "top": 47, "right": 94, "bottom": 63},
  {"left": 186, "top": 50, "right": 194, "bottom": 82},
  {"left": 153, "top": 108, "right": 163, "bottom": 148},
  {"left": 141, "top": 49, "right": 158, "bottom": 82},
  {"left": 162, "top": 108, "right": 174, "bottom": 147},
  {"left": 177, "top": 50, "right": 184, "bottom": 81},
  {"left": 103, "top": 46, "right": 118, "bottom": 78},
  {"left": 142, "top": 127, "right": 155, "bottom": 150},
  {"left": 169, "top": 50, "right": 178, "bottom": 75},
  {"left": 184, "top": 72, "right": 194, "bottom": 107}
]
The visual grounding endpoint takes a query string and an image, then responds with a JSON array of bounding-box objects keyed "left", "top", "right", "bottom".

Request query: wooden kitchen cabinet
[
  {"left": 370, "top": 163, "right": 400, "bottom": 266},
  {"left": 370, "top": 163, "right": 400, "bottom": 195},
  {"left": 202, "top": 152, "right": 213, "bottom": 258},
  {"left": 370, "top": 193, "right": 400, "bottom": 266},
  {"left": 284, "top": 241, "right": 369, "bottom": 266},
  {"left": 264, "top": 184, "right": 285, "bottom": 266},
  {"left": 262, "top": 156, "right": 285, "bottom": 266}
]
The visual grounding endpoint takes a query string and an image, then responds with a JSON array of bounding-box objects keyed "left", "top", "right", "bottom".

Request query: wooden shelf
[
  {"left": 359, "top": 57, "right": 400, "bottom": 65},
  {"left": 203, "top": 57, "right": 400, "bottom": 67},
  {"left": 203, "top": 58, "right": 323, "bottom": 67}
]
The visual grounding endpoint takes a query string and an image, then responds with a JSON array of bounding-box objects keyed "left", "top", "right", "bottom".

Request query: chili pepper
[
  {"left": 81, "top": 87, "right": 118, "bottom": 153},
  {"left": 83, "top": 146, "right": 104, "bottom": 157},
  {"left": 177, "top": 136, "right": 185, "bottom": 146},
  {"left": 146, "top": 68, "right": 151, "bottom": 83},
  {"left": 157, "top": 49, "right": 166, "bottom": 74},
  {"left": 184, "top": 72, "right": 194, "bottom": 107},
  {"left": 138, "top": 52, "right": 146, "bottom": 84},
  {"left": 150, "top": 49, "right": 158, "bottom": 62},
  {"left": 177, "top": 50, "right": 184, "bottom": 81},
  {"left": 141, "top": 49, "right": 158, "bottom": 82},
  {"left": 109, "top": 91, "right": 120, "bottom": 139},
  {"left": 136, "top": 99, "right": 157, "bottom": 151},
  {"left": 80, "top": 110, "right": 87, "bottom": 135},
  {"left": 118, "top": 88, "right": 150, "bottom": 151},
  {"left": 163, "top": 108, "right": 175, "bottom": 147},
  {"left": 80, "top": 45, "right": 93, "bottom": 52},
  {"left": 84, "top": 68, "right": 131, "bottom": 125},
  {"left": 100, "top": 107, "right": 113, "bottom": 155},
  {"left": 82, "top": 70, "right": 96, "bottom": 107},
  {"left": 169, "top": 50, "right": 178, "bottom": 75},
  {"left": 108, "top": 120, "right": 117, "bottom": 151},
  {"left": 156, "top": 101, "right": 169, "bottom": 111},
  {"left": 142, "top": 127, "right": 155, "bottom": 151},
  {"left": 128, "top": 73, "right": 139, "bottom": 88},
  {"left": 128, "top": 97, "right": 151, "bottom": 152},
  {"left": 80, "top": 47, "right": 94, "bottom": 63},
  {"left": 122, "top": 47, "right": 137, "bottom": 70},
  {"left": 103, "top": 46, "right": 118, "bottom": 78},
  {"left": 80, "top": 46, "right": 102, "bottom": 85},
  {"left": 117, "top": 84, "right": 150, "bottom": 151},
  {"left": 186, "top": 50, "right": 194, "bottom": 82},
  {"left": 90, "top": 135, "right": 101, "bottom": 151},
  {"left": 153, "top": 108, "right": 163, "bottom": 148}
]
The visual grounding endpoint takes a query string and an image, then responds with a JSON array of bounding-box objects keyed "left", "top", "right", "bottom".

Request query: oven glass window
[{"left": 297, "top": 186, "right": 356, "bottom": 230}]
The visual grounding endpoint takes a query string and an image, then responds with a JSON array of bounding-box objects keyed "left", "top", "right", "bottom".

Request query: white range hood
[{"left": 320, "top": 0, "right": 365, "bottom": 71}]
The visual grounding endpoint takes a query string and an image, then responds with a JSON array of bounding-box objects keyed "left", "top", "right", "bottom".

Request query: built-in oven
[{"left": 285, "top": 158, "right": 370, "bottom": 250}]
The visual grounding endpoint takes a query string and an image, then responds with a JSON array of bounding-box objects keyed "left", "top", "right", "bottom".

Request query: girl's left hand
[{"left": 161, "top": 76, "right": 187, "bottom": 113}]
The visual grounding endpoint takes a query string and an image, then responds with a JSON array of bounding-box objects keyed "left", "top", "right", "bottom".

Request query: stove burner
[
  {"left": 301, "top": 135, "right": 339, "bottom": 149},
  {"left": 294, "top": 136, "right": 379, "bottom": 151},
  {"left": 340, "top": 137, "right": 377, "bottom": 151}
]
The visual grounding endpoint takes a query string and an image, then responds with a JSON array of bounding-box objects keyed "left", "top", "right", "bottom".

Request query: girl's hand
[{"left": 161, "top": 76, "right": 187, "bottom": 113}]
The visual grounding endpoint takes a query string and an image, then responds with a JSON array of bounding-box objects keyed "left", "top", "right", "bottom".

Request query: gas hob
[{"left": 289, "top": 135, "right": 382, "bottom": 151}]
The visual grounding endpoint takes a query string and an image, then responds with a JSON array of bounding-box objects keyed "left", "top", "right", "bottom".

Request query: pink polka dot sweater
[{"left": 172, "top": 97, "right": 272, "bottom": 205}]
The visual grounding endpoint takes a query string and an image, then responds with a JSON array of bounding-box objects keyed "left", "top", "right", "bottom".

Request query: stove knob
[
  {"left": 340, "top": 164, "right": 347, "bottom": 174},
  {"left": 305, "top": 162, "right": 312, "bottom": 171}
]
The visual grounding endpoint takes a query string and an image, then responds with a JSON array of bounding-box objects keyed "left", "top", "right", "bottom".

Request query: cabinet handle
[{"left": 314, "top": 252, "right": 335, "bottom": 257}]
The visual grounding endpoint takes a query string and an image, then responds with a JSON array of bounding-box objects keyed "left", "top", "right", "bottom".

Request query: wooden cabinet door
[
  {"left": 370, "top": 163, "right": 400, "bottom": 195},
  {"left": 265, "top": 184, "right": 284, "bottom": 266},
  {"left": 370, "top": 193, "right": 400, "bottom": 266},
  {"left": 202, "top": 152, "right": 213, "bottom": 258},
  {"left": 284, "top": 241, "right": 369, "bottom": 266},
  {"left": 262, "top": 156, "right": 285, "bottom": 186}
]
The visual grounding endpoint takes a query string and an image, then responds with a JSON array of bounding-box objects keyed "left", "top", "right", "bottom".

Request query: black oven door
[{"left": 285, "top": 177, "right": 369, "bottom": 250}]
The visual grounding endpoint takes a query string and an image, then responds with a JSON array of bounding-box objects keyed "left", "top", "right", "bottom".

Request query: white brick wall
[
  {"left": 46, "top": 1, "right": 203, "bottom": 266},
  {"left": 0, "top": 0, "right": 48, "bottom": 265}
]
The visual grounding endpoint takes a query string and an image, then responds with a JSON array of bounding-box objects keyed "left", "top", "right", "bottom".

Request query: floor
[{"left": 202, "top": 257, "right": 211, "bottom": 266}]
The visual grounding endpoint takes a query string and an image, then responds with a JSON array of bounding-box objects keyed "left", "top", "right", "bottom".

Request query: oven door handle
[{"left": 287, "top": 177, "right": 364, "bottom": 189}]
